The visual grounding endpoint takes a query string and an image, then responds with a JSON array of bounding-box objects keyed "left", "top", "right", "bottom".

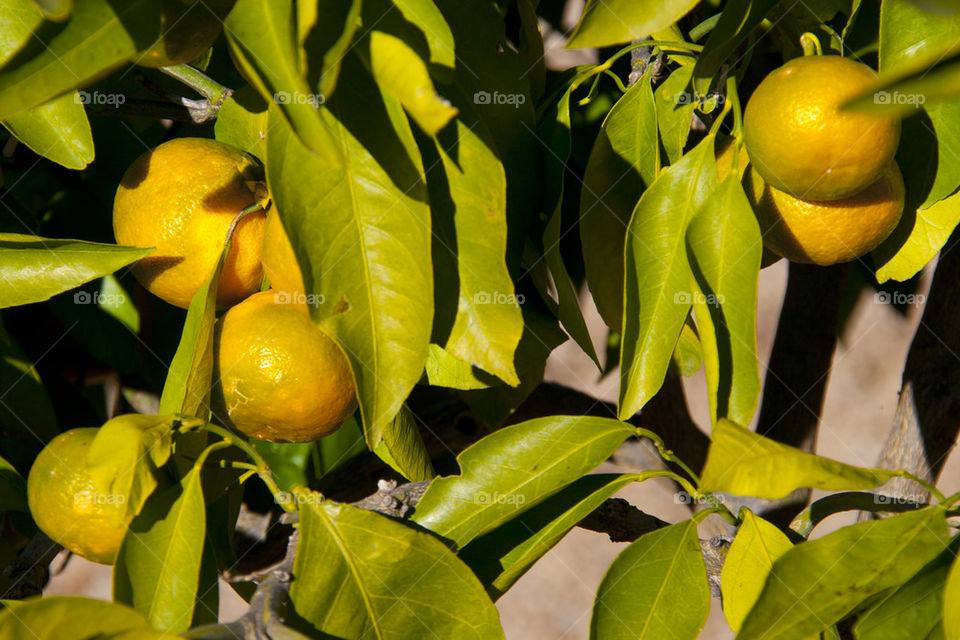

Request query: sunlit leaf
[{"left": 566, "top": 0, "right": 699, "bottom": 49}]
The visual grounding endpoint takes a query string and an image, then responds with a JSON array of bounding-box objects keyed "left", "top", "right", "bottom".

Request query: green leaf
[
  {"left": 252, "top": 440, "right": 312, "bottom": 492},
  {"left": 539, "top": 84, "right": 601, "bottom": 367},
  {"left": 460, "top": 473, "right": 654, "bottom": 598},
  {"left": 86, "top": 414, "right": 174, "bottom": 519},
  {"left": 224, "top": 0, "right": 340, "bottom": 162},
  {"left": 0, "top": 453, "right": 27, "bottom": 513},
  {"left": 374, "top": 404, "right": 434, "bottom": 482},
  {"left": 721, "top": 509, "right": 793, "bottom": 633},
  {"left": 30, "top": 0, "right": 71, "bottom": 22},
  {"left": 366, "top": 30, "right": 457, "bottom": 135},
  {"left": 392, "top": 0, "right": 456, "bottom": 70},
  {"left": 114, "top": 464, "right": 207, "bottom": 634},
  {"left": 97, "top": 275, "right": 138, "bottom": 332},
  {"left": 619, "top": 136, "right": 717, "bottom": 419},
  {"left": 0, "top": 319, "right": 57, "bottom": 442},
  {"left": 671, "top": 319, "right": 702, "bottom": 376},
  {"left": 590, "top": 520, "right": 709, "bottom": 639},
  {"left": 0, "top": 234, "right": 151, "bottom": 309},
  {"left": 655, "top": 64, "right": 696, "bottom": 165},
  {"left": 0, "top": 0, "right": 162, "bottom": 119},
  {"left": 0, "top": 596, "right": 174, "bottom": 639},
  {"left": 580, "top": 69, "right": 658, "bottom": 332},
  {"left": 516, "top": 0, "right": 545, "bottom": 104},
  {"left": 425, "top": 344, "right": 493, "bottom": 390},
  {"left": 789, "top": 491, "right": 925, "bottom": 539},
  {"left": 566, "top": 0, "right": 700, "bottom": 49},
  {"left": 944, "top": 543, "right": 960, "bottom": 640},
  {"left": 302, "top": 0, "right": 362, "bottom": 99},
  {"left": 434, "top": 91, "right": 522, "bottom": 385},
  {"left": 701, "top": 419, "right": 899, "bottom": 500},
  {"left": 2, "top": 91, "right": 93, "bottom": 169},
  {"left": 854, "top": 539, "right": 959, "bottom": 640},
  {"left": 692, "top": 0, "right": 779, "bottom": 94},
  {"left": 0, "top": 1, "right": 42, "bottom": 67},
  {"left": 214, "top": 86, "right": 268, "bottom": 162},
  {"left": 265, "top": 54, "right": 433, "bottom": 473},
  {"left": 411, "top": 416, "right": 634, "bottom": 548},
  {"left": 686, "top": 172, "right": 762, "bottom": 426},
  {"left": 311, "top": 416, "right": 366, "bottom": 476},
  {"left": 737, "top": 506, "right": 951, "bottom": 640},
  {"left": 290, "top": 494, "right": 504, "bottom": 639}
]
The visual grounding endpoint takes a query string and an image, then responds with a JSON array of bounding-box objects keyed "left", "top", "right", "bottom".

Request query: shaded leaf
[
  {"left": 944, "top": 543, "right": 960, "bottom": 640},
  {"left": 392, "top": 0, "right": 455, "bottom": 70},
  {"left": 0, "top": 234, "right": 151, "bottom": 309},
  {"left": 0, "top": 318, "right": 57, "bottom": 442},
  {"left": 789, "top": 491, "right": 924, "bottom": 539},
  {"left": 566, "top": 0, "right": 699, "bottom": 49},
  {"left": 214, "top": 86, "right": 268, "bottom": 162},
  {"left": 412, "top": 416, "right": 634, "bottom": 548},
  {"left": 590, "top": 520, "right": 709, "bottom": 639},
  {"left": 671, "top": 319, "right": 702, "bottom": 377},
  {"left": 374, "top": 404, "right": 435, "bottom": 482},
  {"left": 655, "top": 65, "right": 696, "bottom": 165},
  {"left": 290, "top": 495, "right": 504, "bottom": 639},
  {"left": 303, "top": 0, "right": 362, "bottom": 98},
  {"left": 0, "top": 453, "right": 27, "bottom": 513},
  {"left": 692, "top": 0, "right": 779, "bottom": 94}
]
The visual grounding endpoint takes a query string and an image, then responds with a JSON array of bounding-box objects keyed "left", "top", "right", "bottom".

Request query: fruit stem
[
  {"left": 800, "top": 32, "right": 822, "bottom": 57},
  {"left": 160, "top": 64, "right": 234, "bottom": 110},
  {"left": 726, "top": 75, "right": 743, "bottom": 138}
]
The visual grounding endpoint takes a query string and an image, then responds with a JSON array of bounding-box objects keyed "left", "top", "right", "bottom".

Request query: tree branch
[{"left": 1, "top": 532, "right": 61, "bottom": 600}]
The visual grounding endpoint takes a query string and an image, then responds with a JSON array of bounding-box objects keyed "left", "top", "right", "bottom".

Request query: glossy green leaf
[
  {"left": 590, "top": 520, "right": 709, "bottom": 639},
  {"left": 367, "top": 31, "right": 457, "bottom": 135},
  {"left": 692, "top": 0, "right": 778, "bottom": 94},
  {"left": 392, "top": 0, "right": 455, "bottom": 70},
  {"left": 0, "top": 1, "right": 42, "bottom": 67},
  {"left": 461, "top": 473, "right": 653, "bottom": 598},
  {"left": 265, "top": 53, "right": 433, "bottom": 474},
  {"left": 580, "top": 69, "right": 658, "bottom": 332},
  {"left": 737, "top": 507, "right": 951, "bottom": 640},
  {"left": 374, "top": 404, "right": 434, "bottom": 482},
  {"left": 114, "top": 465, "right": 206, "bottom": 634},
  {"left": 876, "top": 183, "right": 960, "bottom": 283},
  {"left": 290, "top": 494, "right": 504, "bottom": 639},
  {"left": 566, "top": 0, "right": 699, "bottom": 49},
  {"left": 618, "top": 136, "right": 717, "bottom": 419},
  {"left": 687, "top": 172, "right": 762, "bottom": 426},
  {"left": 412, "top": 416, "right": 634, "bottom": 548},
  {"left": 252, "top": 440, "right": 312, "bottom": 492},
  {"left": 789, "top": 491, "right": 924, "bottom": 539},
  {"left": 425, "top": 344, "right": 493, "bottom": 390},
  {"left": 943, "top": 543, "right": 960, "bottom": 640},
  {"left": 0, "top": 234, "right": 151, "bottom": 309},
  {"left": 0, "top": 596, "right": 175, "bottom": 639},
  {"left": 214, "top": 86, "right": 268, "bottom": 162},
  {"left": 701, "top": 420, "right": 899, "bottom": 500},
  {"left": 721, "top": 509, "right": 793, "bottom": 633},
  {"left": 854, "top": 539, "right": 959, "bottom": 640},
  {"left": 224, "top": 0, "right": 340, "bottom": 162},
  {"left": 539, "top": 84, "right": 600, "bottom": 367},
  {"left": 655, "top": 65, "right": 696, "bottom": 165},
  {"left": 86, "top": 414, "right": 174, "bottom": 519},
  {"left": 2, "top": 92, "right": 93, "bottom": 169},
  {"left": 0, "top": 0, "right": 162, "bottom": 119},
  {"left": 671, "top": 319, "right": 702, "bottom": 376},
  {"left": 434, "top": 92, "right": 522, "bottom": 385},
  {"left": 0, "top": 319, "right": 57, "bottom": 442}
]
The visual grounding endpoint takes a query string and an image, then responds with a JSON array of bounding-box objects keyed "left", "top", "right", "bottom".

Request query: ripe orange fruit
[
  {"left": 212, "top": 291, "right": 357, "bottom": 442},
  {"left": 27, "top": 429, "right": 131, "bottom": 565},
  {"left": 745, "top": 161, "right": 905, "bottom": 266},
  {"left": 137, "top": 0, "right": 232, "bottom": 68},
  {"left": 743, "top": 56, "right": 900, "bottom": 201},
  {"left": 113, "top": 138, "right": 267, "bottom": 309},
  {"left": 261, "top": 210, "right": 306, "bottom": 297}
]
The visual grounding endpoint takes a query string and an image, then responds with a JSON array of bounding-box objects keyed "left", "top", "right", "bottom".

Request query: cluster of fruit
[
  {"left": 26, "top": 138, "right": 357, "bottom": 565},
  {"left": 741, "top": 56, "right": 905, "bottom": 267}
]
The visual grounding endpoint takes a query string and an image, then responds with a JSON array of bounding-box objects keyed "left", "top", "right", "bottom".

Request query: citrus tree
[{"left": 0, "top": 0, "right": 959, "bottom": 638}]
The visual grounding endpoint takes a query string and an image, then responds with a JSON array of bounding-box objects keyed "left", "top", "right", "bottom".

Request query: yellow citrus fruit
[
  {"left": 27, "top": 429, "right": 131, "bottom": 565},
  {"left": 745, "top": 160, "right": 905, "bottom": 266},
  {"left": 113, "top": 138, "right": 267, "bottom": 309},
  {"left": 212, "top": 291, "right": 357, "bottom": 442},
  {"left": 261, "top": 209, "right": 306, "bottom": 297},
  {"left": 137, "top": 0, "right": 232, "bottom": 68},
  {"left": 743, "top": 56, "right": 900, "bottom": 201}
]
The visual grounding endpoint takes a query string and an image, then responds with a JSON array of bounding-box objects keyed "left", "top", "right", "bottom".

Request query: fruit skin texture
[
  {"left": 262, "top": 209, "right": 306, "bottom": 297},
  {"left": 27, "top": 429, "right": 131, "bottom": 565},
  {"left": 743, "top": 56, "right": 900, "bottom": 201},
  {"left": 113, "top": 138, "right": 266, "bottom": 309},
  {"left": 137, "top": 0, "right": 232, "bottom": 68},
  {"left": 745, "top": 160, "right": 905, "bottom": 266},
  {"left": 212, "top": 291, "right": 357, "bottom": 443}
]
